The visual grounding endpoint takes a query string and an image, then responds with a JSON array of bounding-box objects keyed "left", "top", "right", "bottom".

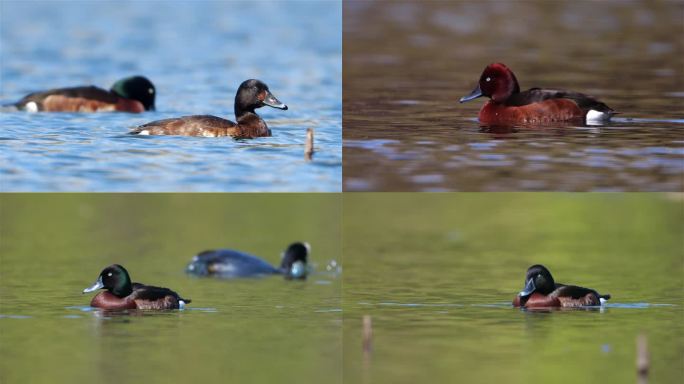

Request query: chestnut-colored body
[
  {"left": 39, "top": 94, "right": 145, "bottom": 113},
  {"left": 480, "top": 98, "right": 583, "bottom": 125},
  {"left": 15, "top": 76, "right": 155, "bottom": 113},
  {"left": 90, "top": 289, "right": 184, "bottom": 310}
]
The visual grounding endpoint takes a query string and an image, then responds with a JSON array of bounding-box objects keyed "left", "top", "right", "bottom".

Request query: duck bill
[
  {"left": 82, "top": 276, "right": 104, "bottom": 293},
  {"left": 459, "top": 84, "right": 483, "bottom": 103},
  {"left": 262, "top": 90, "right": 288, "bottom": 110},
  {"left": 519, "top": 278, "right": 536, "bottom": 297}
]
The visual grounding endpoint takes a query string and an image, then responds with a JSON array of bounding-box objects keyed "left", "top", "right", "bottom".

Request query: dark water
[
  {"left": 342, "top": 193, "right": 684, "bottom": 383},
  {"left": 0, "top": 1, "right": 342, "bottom": 192},
  {"left": 0, "top": 194, "right": 342, "bottom": 384},
  {"left": 343, "top": 1, "right": 684, "bottom": 191}
]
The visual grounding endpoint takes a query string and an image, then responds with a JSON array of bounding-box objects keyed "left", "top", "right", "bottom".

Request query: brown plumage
[{"left": 131, "top": 79, "right": 287, "bottom": 138}]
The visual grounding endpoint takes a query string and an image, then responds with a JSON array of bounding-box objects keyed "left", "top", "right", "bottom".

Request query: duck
[
  {"left": 83, "top": 264, "right": 190, "bottom": 310},
  {"left": 14, "top": 76, "right": 155, "bottom": 113},
  {"left": 131, "top": 79, "right": 287, "bottom": 138},
  {"left": 460, "top": 63, "right": 614, "bottom": 125},
  {"left": 513, "top": 264, "right": 611, "bottom": 308},
  {"left": 186, "top": 242, "right": 310, "bottom": 280}
]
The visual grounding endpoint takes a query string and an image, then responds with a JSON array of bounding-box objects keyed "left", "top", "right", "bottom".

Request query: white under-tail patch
[
  {"left": 586, "top": 109, "right": 610, "bottom": 123},
  {"left": 25, "top": 101, "right": 38, "bottom": 113},
  {"left": 179, "top": 300, "right": 186, "bottom": 310},
  {"left": 599, "top": 297, "right": 607, "bottom": 306}
]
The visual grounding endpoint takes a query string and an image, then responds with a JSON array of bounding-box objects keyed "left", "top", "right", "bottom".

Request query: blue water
[{"left": 0, "top": 0, "right": 342, "bottom": 191}]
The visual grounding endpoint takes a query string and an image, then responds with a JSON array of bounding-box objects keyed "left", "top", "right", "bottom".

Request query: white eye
[
  {"left": 148, "top": 88, "right": 154, "bottom": 94},
  {"left": 485, "top": 77, "right": 491, "bottom": 82},
  {"left": 107, "top": 272, "right": 113, "bottom": 277}
]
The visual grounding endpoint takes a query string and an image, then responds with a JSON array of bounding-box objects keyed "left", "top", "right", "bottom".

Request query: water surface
[
  {"left": 1, "top": 1, "right": 342, "bottom": 191},
  {"left": 0, "top": 194, "right": 342, "bottom": 383},
  {"left": 343, "top": 1, "right": 684, "bottom": 191},
  {"left": 342, "top": 193, "right": 683, "bottom": 383}
]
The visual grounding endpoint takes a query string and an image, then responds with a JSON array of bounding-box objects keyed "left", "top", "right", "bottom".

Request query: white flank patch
[
  {"left": 599, "top": 298, "right": 607, "bottom": 306},
  {"left": 137, "top": 130, "right": 150, "bottom": 135},
  {"left": 179, "top": 300, "right": 186, "bottom": 310},
  {"left": 26, "top": 101, "right": 38, "bottom": 113},
  {"left": 586, "top": 109, "right": 610, "bottom": 122}
]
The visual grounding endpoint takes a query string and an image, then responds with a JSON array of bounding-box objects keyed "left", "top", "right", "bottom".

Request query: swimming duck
[
  {"left": 131, "top": 79, "right": 287, "bottom": 138},
  {"left": 186, "top": 242, "right": 310, "bottom": 280},
  {"left": 513, "top": 264, "right": 611, "bottom": 308},
  {"left": 460, "top": 63, "right": 614, "bottom": 125},
  {"left": 83, "top": 264, "right": 190, "bottom": 310},
  {"left": 14, "top": 76, "right": 155, "bottom": 113}
]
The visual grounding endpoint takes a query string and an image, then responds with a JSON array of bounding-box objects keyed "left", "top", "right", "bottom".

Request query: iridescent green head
[{"left": 110, "top": 76, "right": 156, "bottom": 111}]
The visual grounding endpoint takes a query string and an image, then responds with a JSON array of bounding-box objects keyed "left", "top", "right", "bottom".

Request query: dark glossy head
[
  {"left": 459, "top": 63, "right": 520, "bottom": 104},
  {"left": 280, "top": 242, "right": 310, "bottom": 280},
  {"left": 110, "top": 76, "right": 156, "bottom": 111},
  {"left": 519, "top": 264, "right": 556, "bottom": 297},
  {"left": 234, "top": 79, "right": 288, "bottom": 117},
  {"left": 83, "top": 264, "right": 133, "bottom": 297}
]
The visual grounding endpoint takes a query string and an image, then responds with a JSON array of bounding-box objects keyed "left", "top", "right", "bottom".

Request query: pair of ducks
[
  {"left": 14, "top": 77, "right": 287, "bottom": 138},
  {"left": 82, "top": 242, "right": 310, "bottom": 310},
  {"left": 83, "top": 259, "right": 610, "bottom": 310}
]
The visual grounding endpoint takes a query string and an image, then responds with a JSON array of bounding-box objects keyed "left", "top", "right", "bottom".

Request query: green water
[
  {"left": 1, "top": 193, "right": 682, "bottom": 383},
  {"left": 0, "top": 194, "right": 342, "bottom": 384},
  {"left": 342, "top": 193, "right": 683, "bottom": 383}
]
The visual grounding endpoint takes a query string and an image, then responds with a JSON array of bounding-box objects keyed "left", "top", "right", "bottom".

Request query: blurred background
[
  {"left": 0, "top": 0, "right": 342, "bottom": 191},
  {"left": 0, "top": 194, "right": 341, "bottom": 383},
  {"left": 342, "top": 193, "right": 683, "bottom": 384},
  {"left": 343, "top": 0, "right": 684, "bottom": 191}
]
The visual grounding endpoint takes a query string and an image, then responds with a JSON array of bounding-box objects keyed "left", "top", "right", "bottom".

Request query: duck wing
[
  {"left": 16, "top": 86, "right": 117, "bottom": 109},
  {"left": 508, "top": 88, "right": 614, "bottom": 114},
  {"left": 187, "top": 249, "right": 279, "bottom": 277},
  {"left": 131, "top": 283, "right": 190, "bottom": 303}
]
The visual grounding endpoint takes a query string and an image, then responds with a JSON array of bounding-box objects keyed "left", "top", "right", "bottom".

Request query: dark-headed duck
[
  {"left": 83, "top": 264, "right": 190, "bottom": 310},
  {"left": 513, "top": 264, "right": 611, "bottom": 308},
  {"left": 15, "top": 76, "right": 155, "bottom": 113},
  {"left": 460, "top": 63, "right": 614, "bottom": 125},
  {"left": 131, "top": 79, "right": 287, "bottom": 138},
  {"left": 186, "top": 242, "right": 310, "bottom": 280}
]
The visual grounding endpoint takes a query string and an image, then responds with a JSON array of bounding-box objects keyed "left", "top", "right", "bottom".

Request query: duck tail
[
  {"left": 178, "top": 298, "right": 191, "bottom": 310},
  {"left": 599, "top": 294, "right": 611, "bottom": 300}
]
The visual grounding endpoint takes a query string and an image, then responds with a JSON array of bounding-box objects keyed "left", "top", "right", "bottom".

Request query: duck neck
[{"left": 110, "top": 280, "right": 133, "bottom": 297}]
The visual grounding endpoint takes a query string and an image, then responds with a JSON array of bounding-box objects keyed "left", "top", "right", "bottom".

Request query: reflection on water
[
  {"left": 343, "top": 1, "right": 684, "bottom": 191},
  {"left": 0, "top": 1, "right": 342, "bottom": 191},
  {"left": 342, "top": 194, "right": 684, "bottom": 384}
]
